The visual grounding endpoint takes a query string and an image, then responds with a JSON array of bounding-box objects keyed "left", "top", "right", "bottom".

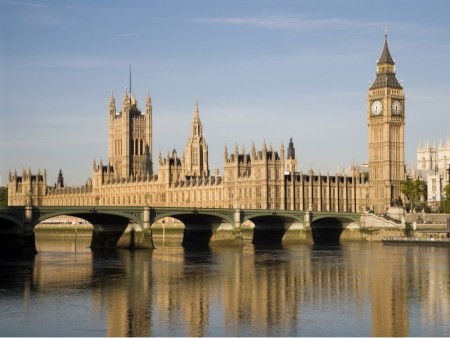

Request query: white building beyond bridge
[{"left": 414, "top": 139, "right": 450, "bottom": 207}]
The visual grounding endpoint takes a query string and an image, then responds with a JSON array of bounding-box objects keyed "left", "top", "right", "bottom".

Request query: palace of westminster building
[{"left": 8, "top": 36, "right": 410, "bottom": 214}]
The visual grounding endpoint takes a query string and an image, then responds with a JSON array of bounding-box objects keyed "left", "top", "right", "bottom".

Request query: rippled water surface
[{"left": 1, "top": 234, "right": 450, "bottom": 336}]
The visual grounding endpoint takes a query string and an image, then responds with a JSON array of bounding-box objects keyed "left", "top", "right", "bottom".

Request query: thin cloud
[
  {"left": 0, "top": 0, "right": 78, "bottom": 9},
  {"left": 193, "top": 14, "right": 450, "bottom": 41},
  {"left": 0, "top": 0, "right": 50, "bottom": 8},
  {"left": 193, "top": 15, "right": 382, "bottom": 31},
  {"left": 118, "top": 33, "right": 144, "bottom": 37}
]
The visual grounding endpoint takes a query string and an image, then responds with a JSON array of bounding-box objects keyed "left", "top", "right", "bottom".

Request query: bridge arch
[
  {"left": 243, "top": 212, "right": 304, "bottom": 245},
  {"left": 153, "top": 209, "right": 236, "bottom": 247},
  {"left": 153, "top": 209, "right": 234, "bottom": 226},
  {"left": 310, "top": 214, "right": 360, "bottom": 244},
  {"left": 33, "top": 207, "right": 148, "bottom": 250},
  {"left": 0, "top": 210, "right": 36, "bottom": 254},
  {"left": 0, "top": 214, "right": 23, "bottom": 233},
  {"left": 34, "top": 210, "right": 143, "bottom": 230}
]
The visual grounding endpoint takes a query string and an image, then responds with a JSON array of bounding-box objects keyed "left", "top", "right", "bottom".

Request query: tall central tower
[
  {"left": 108, "top": 89, "right": 153, "bottom": 177},
  {"left": 184, "top": 99, "right": 209, "bottom": 177},
  {"left": 368, "top": 34, "right": 405, "bottom": 213}
]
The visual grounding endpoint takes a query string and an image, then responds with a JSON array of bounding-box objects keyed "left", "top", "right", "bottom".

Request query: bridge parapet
[
  {"left": 32, "top": 206, "right": 145, "bottom": 229},
  {"left": 310, "top": 211, "right": 363, "bottom": 225},
  {"left": 1, "top": 206, "right": 398, "bottom": 253},
  {"left": 240, "top": 209, "right": 306, "bottom": 225},
  {"left": 151, "top": 207, "right": 236, "bottom": 226}
]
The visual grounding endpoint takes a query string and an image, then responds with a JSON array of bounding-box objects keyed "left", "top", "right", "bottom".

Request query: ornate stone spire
[
  {"left": 370, "top": 33, "right": 402, "bottom": 89},
  {"left": 251, "top": 141, "right": 256, "bottom": 159},
  {"left": 184, "top": 97, "right": 209, "bottom": 176},
  {"left": 378, "top": 33, "right": 395, "bottom": 65},
  {"left": 287, "top": 138, "right": 295, "bottom": 159},
  {"left": 122, "top": 87, "right": 130, "bottom": 110},
  {"left": 224, "top": 145, "right": 228, "bottom": 161},
  {"left": 109, "top": 90, "right": 116, "bottom": 115},
  {"left": 191, "top": 98, "right": 202, "bottom": 136},
  {"left": 145, "top": 91, "right": 152, "bottom": 115},
  {"left": 194, "top": 97, "right": 200, "bottom": 119}
]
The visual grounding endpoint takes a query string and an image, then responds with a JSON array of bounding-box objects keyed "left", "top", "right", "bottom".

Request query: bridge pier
[
  {"left": 177, "top": 212, "right": 244, "bottom": 247},
  {"left": 0, "top": 231, "right": 37, "bottom": 255},
  {"left": 90, "top": 223, "right": 154, "bottom": 250},
  {"left": 304, "top": 211, "right": 311, "bottom": 228},
  {"left": 234, "top": 209, "right": 242, "bottom": 228},
  {"left": 0, "top": 206, "right": 373, "bottom": 251},
  {"left": 210, "top": 222, "right": 244, "bottom": 246},
  {"left": 182, "top": 224, "right": 214, "bottom": 247},
  {"left": 252, "top": 216, "right": 294, "bottom": 245},
  {"left": 91, "top": 225, "right": 154, "bottom": 250},
  {"left": 0, "top": 205, "right": 37, "bottom": 255},
  {"left": 143, "top": 207, "right": 151, "bottom": 230},
  {"left": 21, "top": 231, "right": 37, "bottom": 254}
]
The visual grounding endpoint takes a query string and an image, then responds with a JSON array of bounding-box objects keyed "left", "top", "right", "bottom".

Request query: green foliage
[
  {"left": 443, "top": 201, "right": 450, "bottom": 213},
  {"left": 404, "top": 201, "right": 431, "bottom": 213},
  {"left": 401, "top": 179, "right": 426, "bottom": 212},
  {"left": 0, "top": 186, "right": 7, "bottom": 206},
  {"left": 444, "top": 184, "right": 450, "bottom": 200},
  {"left": 443, "top": 184, "right": 450, "bottom": 213}
]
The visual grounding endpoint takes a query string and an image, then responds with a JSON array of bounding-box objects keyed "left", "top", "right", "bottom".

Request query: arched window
[{"left": 193, "top": 147, "right": 199, "bottom": 166}]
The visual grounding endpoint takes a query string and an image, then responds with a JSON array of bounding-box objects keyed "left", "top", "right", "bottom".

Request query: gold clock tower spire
[{"left": 368, "top": 33, "right": 405, "bottom": 213}]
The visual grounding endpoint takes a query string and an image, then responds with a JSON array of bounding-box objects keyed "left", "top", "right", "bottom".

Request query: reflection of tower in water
[
  {"left": 151, "top": 247, "right": 210, "bottom": 336},
  {"left": 370, "top": 246, "right": 408, "bottom": 336},
  {"left": 418, "top": 247, "right": 450, "bottom": 330},
  {"left": 84, "top": 245, "right": 447, "bottom": 336},
  {"left": 90, "top": 251, "right": 153, "bottom": 337}
]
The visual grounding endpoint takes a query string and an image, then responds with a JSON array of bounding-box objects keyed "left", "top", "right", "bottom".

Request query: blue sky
[{"left": 1, "top": 0, "right": 449, "bottom": 186}]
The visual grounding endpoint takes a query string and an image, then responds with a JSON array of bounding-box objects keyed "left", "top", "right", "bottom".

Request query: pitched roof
[
  {"left": 370, "top": 35, "right": 402, "bottom": 89},
  {"left": 378, "top": 35, "right": 395, "bottom": 65}
]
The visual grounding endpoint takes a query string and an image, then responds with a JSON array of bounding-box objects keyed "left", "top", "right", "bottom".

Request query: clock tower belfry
[{"left": 368, "top": 34, "right": 405, "bottom": 213}]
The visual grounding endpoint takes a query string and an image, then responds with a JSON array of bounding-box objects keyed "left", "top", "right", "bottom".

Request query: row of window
[{"left": 130, "top": 138, "right": 146, "bottom": 156}]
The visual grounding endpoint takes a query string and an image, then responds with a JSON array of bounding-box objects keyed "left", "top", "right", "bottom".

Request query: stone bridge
[{"left": 0, "top": 206, "right": 363, "bottom": 254}]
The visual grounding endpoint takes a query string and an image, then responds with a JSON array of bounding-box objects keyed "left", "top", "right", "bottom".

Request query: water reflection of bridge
[
  {"left": 11, "top": 242, "right": 450, "bottom": 336},
  {"left": 0, "top": 206, "right": 365, "bottom": 252}
]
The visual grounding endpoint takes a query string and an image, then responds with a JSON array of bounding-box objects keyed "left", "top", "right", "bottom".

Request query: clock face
[
  {"left": 392, "top": 100, "right": 402, "bottom": 115},
  {"left": 371, "top": 100, "right": 383, "bottom": 116}
]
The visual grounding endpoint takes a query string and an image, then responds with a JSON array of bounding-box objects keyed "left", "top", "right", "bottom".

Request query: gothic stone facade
[
  {"left": 367, "top": 35, "right": 406, "bottom": 213},
  {"left": 9, "top": 36, "right": 405, "bottom": 214},
  {"left": 8, "top": 146, "right": 369, "bottom": 213},
  {"left": 413, "top": 139, "right": 450, "bottom": 206}
]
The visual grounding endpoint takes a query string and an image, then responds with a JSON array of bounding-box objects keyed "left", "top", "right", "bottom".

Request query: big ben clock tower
[{"left": 368, "top": 33, "right": 405, "bottom": 213}]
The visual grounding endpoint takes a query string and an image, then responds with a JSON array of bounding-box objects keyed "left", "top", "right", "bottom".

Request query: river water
[{"left": 1, "top": 233, "right": 449, "bottom": 337}]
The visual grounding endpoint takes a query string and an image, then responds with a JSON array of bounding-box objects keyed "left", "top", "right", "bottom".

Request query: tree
[
  {"left": 443, "top": 184, "right": 450, "bottom": 213},
  {"left": 0, "top": 186, "right": 7, "bottom": 206},
  {"left": 401, "top": 179, "right": 426, "bottom": 212}
]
